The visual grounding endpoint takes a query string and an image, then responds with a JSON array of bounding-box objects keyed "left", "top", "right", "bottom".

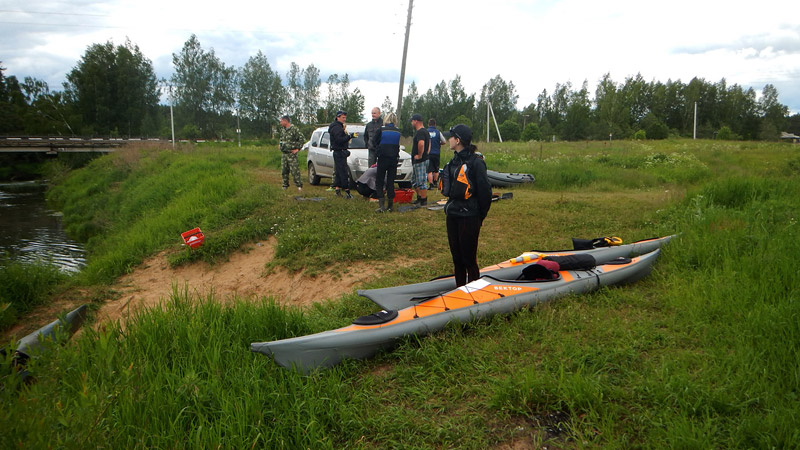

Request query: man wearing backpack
[{"left": 426, "top": 118, "right": 446, "bottom": 190}]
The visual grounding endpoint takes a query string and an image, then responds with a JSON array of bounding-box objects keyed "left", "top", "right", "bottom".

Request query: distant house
[{"left": 780, "top": 132, "right": 799, "bottom": 144}]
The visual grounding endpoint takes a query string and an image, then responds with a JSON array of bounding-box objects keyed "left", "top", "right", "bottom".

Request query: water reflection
[{"left": 0, "top": 181, "right": 86, "bottom": 273}]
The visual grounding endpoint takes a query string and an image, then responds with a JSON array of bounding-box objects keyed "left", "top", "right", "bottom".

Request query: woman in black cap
[{"left": 440, "top": 124, "right": 492, "bottom": 287}]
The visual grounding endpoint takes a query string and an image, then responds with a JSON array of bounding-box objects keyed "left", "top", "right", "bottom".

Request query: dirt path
[{"left": 4, "top": 237, "right": 401, "bottom": 339}]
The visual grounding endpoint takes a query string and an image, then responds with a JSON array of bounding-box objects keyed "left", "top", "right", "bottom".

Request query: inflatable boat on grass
[
  {"left": 251, "top": 247, "right": 663, "bottom": 373},
  {"left": 486, "top": 170, "right": 535, "bottom": 188}
]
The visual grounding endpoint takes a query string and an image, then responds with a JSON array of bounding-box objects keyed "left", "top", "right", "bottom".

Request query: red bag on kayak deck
[{"left": 537, "top": 259, "right": 560, "bottom": 273}]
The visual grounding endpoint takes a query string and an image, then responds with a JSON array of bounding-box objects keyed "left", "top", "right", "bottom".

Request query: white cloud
[{"left": 1, "top": 0, "right": 798, "bottom": 117}]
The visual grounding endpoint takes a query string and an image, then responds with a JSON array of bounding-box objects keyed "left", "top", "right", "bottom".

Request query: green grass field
[{"left": 2, "top": 139, "right": 799, "bottom": 448}]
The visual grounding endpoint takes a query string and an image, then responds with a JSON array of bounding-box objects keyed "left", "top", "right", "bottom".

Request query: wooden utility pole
[
  {"left": 396, "top": 0, "right": 413, "bottom": 117},
  {"left": 168, "top": 84, "right": 176, "bottom": 149}
]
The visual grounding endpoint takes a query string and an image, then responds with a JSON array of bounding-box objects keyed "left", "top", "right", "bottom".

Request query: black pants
[
  {"left": 375, "top": 156, "right": 397, "bottom": 200},
  {"left": 446, "top": 215, "right": 482, "bottom": 287},
  {"left": 332, "top": 150, "right": 350, "bottom": 189},
  {"left": 355, "top": 182, "right": 374, "bottom": 198}
]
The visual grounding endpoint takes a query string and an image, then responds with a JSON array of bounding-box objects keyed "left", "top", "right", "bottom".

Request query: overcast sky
[{"left": 2, "top": 0, "right": 799, "bottom": 120}]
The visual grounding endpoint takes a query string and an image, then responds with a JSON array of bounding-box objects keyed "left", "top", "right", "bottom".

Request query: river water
[{"left": 0, "top": 181, "right": 86, "bottom": 273}]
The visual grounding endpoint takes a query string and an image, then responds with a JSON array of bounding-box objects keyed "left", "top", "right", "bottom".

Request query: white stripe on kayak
[{"left": 459, "top": 279, "right": 491, "bottom": 293}]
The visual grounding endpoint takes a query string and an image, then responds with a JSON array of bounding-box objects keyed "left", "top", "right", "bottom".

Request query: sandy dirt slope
[
  {"left": 96, "top": 236, "right": 398, "bottom": 327},
  {"left": 4, "top": 237, "right": 398, "bottom": 339}
]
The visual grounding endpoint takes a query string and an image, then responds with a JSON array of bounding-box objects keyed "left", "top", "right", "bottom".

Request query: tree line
[{"left": 1, "top": 35, "right": 798, "bottom": 141}]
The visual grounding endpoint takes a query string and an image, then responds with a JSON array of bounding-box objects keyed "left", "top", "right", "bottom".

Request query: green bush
[
  {"left": 716, "top": 126, "right": 741, "bottom": 140},
  {"left": 645, "top": 121, "right": 669, "bottom": 140},
  {"left": 179, "top": 124, "right": 201, "bottom": 140},
  {"left": 446, "top": 115, "right": 473, "bottom": 130},
  {"left": 499, "top": 120, "right": 521, "bottom": 141},
  {"left": 521, "top": 123, "right": 542, "bottom": 141}
]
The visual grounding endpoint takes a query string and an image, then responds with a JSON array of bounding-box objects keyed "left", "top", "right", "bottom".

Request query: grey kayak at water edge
[
  {"left": 1, "top": 304, "right": 88, "bottom": 385},
  {"left": 14, "top": 304, "right": 88, "bottom": 358},
  {"left": 360, "top": 235, "right": 674, "bottom": 311},
  {"left": 251, "top": 248, "right": 663, "bottom": 373}
]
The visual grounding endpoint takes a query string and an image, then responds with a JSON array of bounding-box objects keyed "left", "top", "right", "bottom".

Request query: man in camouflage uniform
[{"left": 279, "top": 115, "right": 305, "bottom": 191}]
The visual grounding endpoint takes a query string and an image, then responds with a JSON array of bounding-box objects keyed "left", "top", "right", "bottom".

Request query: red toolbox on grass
[
  {"left": 181, "top": 227, "right": 205, "bottom": 249},
  {"left": 394, "top": 189, "right": 414, "bottom": 204}
]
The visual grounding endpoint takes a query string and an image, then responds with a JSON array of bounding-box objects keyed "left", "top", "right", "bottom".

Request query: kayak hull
[
  {"left": 15, "top": 304, "right": 88, "bottom": 358},
  {"left": 251, "top": 249, "right": 661, "bottom": 373}
]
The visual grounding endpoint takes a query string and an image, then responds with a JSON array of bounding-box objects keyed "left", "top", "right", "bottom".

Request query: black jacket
[
  {"left": 328, "top": 120, "right": 351, "bottom": 151},
  {"left": 442, "top": 149, "right": 492, "bottom": 220},
  {"left": 363, "top": 117, "right": 383, "bottom": 151}
]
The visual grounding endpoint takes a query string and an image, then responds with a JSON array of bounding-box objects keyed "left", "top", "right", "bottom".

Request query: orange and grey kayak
[
  {"left": 360, "top": 235, "right": 674, "bottom": 311},
  {"left": 251, "top": 248, "right": 662, "bottom": 372}
]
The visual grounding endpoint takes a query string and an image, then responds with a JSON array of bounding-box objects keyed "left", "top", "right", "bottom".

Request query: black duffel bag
[{"left": 543, "top": 254, "right": 597, "bottom": 270}]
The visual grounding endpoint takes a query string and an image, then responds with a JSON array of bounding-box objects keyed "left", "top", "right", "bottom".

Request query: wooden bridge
[{"left": 0, "top": 137, "right": 168, "bottom": 154}]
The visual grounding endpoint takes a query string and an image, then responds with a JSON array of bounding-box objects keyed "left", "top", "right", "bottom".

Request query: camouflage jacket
[{"left": 279, "top": 125, "right": 305, "bottom": 153}]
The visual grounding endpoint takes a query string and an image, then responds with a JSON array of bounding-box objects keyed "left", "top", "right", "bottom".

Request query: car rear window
[
  {"left": 316, "top": 128, "right": 366, "bottom": 149},
  {"left": 349, "top": 135, "right": 366, "bottom": 149}
]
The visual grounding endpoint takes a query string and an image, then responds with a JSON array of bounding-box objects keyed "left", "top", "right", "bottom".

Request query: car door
[
  {"left": 307, "top": 130, "right": 325, "bottom": 177},
  {"left": 319, "top": 132, "right": 334, "bottom": 173}
]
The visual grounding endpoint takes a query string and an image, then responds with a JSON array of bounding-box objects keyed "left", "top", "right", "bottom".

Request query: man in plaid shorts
[{"left": 409, "top": 113, "right": 430, "bottom": 206}]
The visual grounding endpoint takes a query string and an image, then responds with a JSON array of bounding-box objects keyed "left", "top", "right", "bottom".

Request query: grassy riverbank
[{"left": 2, "top": 139, "right": 799, "bottom": 448}]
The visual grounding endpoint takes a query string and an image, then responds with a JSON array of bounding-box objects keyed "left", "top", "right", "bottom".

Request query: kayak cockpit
[{"left": 352, "top": 309, "right": 399, "bottom": 325}]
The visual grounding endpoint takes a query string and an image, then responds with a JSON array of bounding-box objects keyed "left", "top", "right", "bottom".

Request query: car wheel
[
  {"left": 308, "top": 162, "right": 321, "bottom": 185},
  {"left": 397, "top": 181, "right": 412, "bottom": 189}
]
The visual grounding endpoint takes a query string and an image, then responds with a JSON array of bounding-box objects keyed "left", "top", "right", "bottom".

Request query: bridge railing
[{"left": 0, "top": 137, "right": 169, "bottom": 153}]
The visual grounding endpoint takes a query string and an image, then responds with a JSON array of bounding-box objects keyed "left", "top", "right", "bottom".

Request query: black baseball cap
[
  {"left": 443, "top": 124, "right": 473, "bottom": 143},
  {"left": 336, "top": 110, "right": 347, "bottom": 117},
  {"left": 410, "top": 113, "right": 423, "bottom": 122}
]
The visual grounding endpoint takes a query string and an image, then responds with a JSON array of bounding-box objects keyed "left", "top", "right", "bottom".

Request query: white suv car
[{"left": 305, "top": 125, "right": 413, "bottom": 189}]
